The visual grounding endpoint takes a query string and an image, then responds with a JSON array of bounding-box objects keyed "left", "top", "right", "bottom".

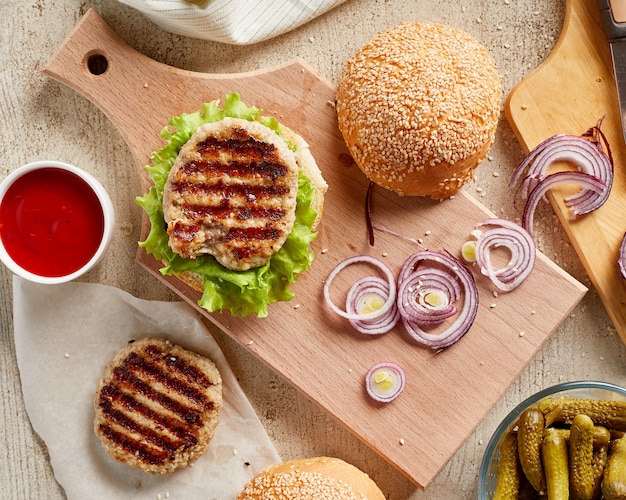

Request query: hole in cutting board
[{"left": 85, "top": 52, "right": 108, "bottom": 76}]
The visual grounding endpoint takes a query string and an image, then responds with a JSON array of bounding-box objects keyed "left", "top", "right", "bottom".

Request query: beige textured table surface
[{"left": 2, "top": 1, "right": 626, "bottom": 499}]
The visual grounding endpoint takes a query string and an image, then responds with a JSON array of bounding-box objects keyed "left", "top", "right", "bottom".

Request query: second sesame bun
[
  {"left": 336, "top": 22, "right": 502, "bottom": 199},
  {"left": 237, "top": 456, "right": 385, "bottom": 499}
]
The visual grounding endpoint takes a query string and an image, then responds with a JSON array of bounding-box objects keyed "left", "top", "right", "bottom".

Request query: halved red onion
[
  {"left": 365, "top": 362, "right": 406, "bottom": 403},
  {"left": 510, "top": 122, "right": 613, "bottom": 237},
  {"left": 473, "top": 218, "right": 536, "bottom": 292},
  {"left": 323, "top": 255, "right": 398, "bottom": 334},
  {"left": 619, "top": 233, "right": 626, "bottom": 280},
  {"left": 398, "top": 250, "right": 479, "bottom": 350}
]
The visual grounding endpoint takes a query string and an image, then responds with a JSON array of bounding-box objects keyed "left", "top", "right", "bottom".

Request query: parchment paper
[{"left": 12, "top": 276, "right": 281, "bottom": 500}]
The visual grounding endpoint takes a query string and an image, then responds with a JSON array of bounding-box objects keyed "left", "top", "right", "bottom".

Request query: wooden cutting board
[
  {"left": 42, "top": 9, "right": 586, "bottom": 489},
  {"left": 507, "top": 0, "right": 626, "bottom": 345}
]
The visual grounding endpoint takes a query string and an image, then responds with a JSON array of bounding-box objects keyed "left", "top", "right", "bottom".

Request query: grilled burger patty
[
  {"left": 93, "top": 337, "right": 222, "bottom": 474},
  {"left": 162, "top": 117, "right": 300, "bottom": 271}
]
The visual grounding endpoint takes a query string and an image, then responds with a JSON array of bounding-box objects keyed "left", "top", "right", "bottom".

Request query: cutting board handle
[
  {"left": 42, "top": 9, "right": 313, "bottom": 176},
  {"left": 42, "top": 9, "right": 181, "bottom": 168}
]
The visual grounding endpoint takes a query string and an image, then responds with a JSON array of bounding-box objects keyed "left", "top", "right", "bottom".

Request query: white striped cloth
[{"left": 118, "top": 0, "right": 347, "bottom": 44}]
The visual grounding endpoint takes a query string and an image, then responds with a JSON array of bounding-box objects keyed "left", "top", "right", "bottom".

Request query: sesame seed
[
  {"left": 399, "top": 438, "right": 405, "bottom": 445},
  {"left": 239, "top": 467, "right": 367, "bottom": 498}
]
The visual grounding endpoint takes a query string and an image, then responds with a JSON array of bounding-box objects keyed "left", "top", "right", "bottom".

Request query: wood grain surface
[
  {"left": 506, "top": 0, "right": 626, "bottom": 345},
  {"left": 41, "top": 9, "right": 586, "bottom": 488}
]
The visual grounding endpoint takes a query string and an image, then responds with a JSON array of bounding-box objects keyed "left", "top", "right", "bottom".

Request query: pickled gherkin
[
  {"left": 591, "top": 445, "right": 608, "bottom": 500},
  {"left": 517, "top": 408, "right": 546, "bottom": 494},
  {"left": 542, "top": 428, "right": 570, "bottom": 500},
  {"left": 538, "top": 398, "right": 626, "bottom": 431},
  {"left": 493, "top": 431, "right": 521, "bottom": 500},
  {"left": 569, "top": 414, "right": 595, "bottom": 500},
  {"left": 550, "top": 425, "right": 611, "bottom": 449},
  {"left": 602, "top": 435, "right": 626, "bottom": 500}
]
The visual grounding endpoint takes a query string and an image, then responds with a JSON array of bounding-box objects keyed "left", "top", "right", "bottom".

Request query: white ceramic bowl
[
  {"left": 0, "top": 160, "right": 115, "bottom": 284},
  {"left": 478, "top": 380, "right": 626, "bottom": 499}
]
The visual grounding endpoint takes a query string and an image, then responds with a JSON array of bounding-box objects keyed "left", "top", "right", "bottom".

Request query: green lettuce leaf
[{"left": 136, "top": 93, "right": 318, "bottom": 318}]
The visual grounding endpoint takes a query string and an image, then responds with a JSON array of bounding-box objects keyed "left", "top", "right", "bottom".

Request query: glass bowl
[{"left": 478, "top": 380, "right": 626, "bottom": 499}]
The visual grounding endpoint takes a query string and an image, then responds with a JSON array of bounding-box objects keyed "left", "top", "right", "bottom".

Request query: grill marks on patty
[
  {"left": 163, "top": 118, "right": 299, "bottom": 271},
  {"left": 94, "top": 338, "right": 222, "bottom": 474}
]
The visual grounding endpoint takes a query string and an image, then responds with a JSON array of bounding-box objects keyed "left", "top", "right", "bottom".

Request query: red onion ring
[
  {"left": 397, "top": 250, "right": 479, "bottom": 350},
  {"left": 521, "top": 171, "right": 608, "bottom": 236},
  {"left": 473, "top": 218, "right": 536, "bottom": 292},
  {"left": 511, "top": 133, "right": 612, "bottom": 199},
  {"left": 619, "top": 233, "right": 626, "bottom": 280},
  {"left": 510, "top": 121, "right": 613, "bottom": 237},
  {"left": 397, "top": 269, "right": 459, "bottom": 325},
  {"left": 365, "top": 362, "right": 406, "bottom": 403},
  {"left": 323, "top": 255, "right": 397, "bottom": 330},
  {"left": 346, "top": 276, "right": 400, "bottom": 335}
]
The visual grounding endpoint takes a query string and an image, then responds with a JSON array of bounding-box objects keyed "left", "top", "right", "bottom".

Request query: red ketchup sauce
[{"left": 0, "top": 167, "right": 104, "bottom": 277}]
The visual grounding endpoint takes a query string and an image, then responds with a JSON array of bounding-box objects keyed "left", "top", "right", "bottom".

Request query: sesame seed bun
[
  {"left": 336, "top": 22, "right": 502, "bottom": 199},
  {"left": 237, "top": 456, "right": 385, "bottom": 499}
]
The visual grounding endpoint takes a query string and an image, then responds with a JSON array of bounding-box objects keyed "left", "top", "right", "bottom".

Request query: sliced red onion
[
  {"left": 346, "top": 276, "right": 400, "bottom": 335},
  {"left": 397, "top": 250, "right": 479, "bottom": 350},
  {"left": 323, "top": 255, "right": 397, "bottom": 331},
  {"left": 521, "top": 171, "right": 608, "bottom": 236},
  {"left": 510, "top": 122, "right": 614, "bottom": 238},
  {"left": 397, "top": 268, "right": 459, "bottom": 325},
  {"left": 365, "top": 362, "right": 406, "bottom": 403},
  {"left": 619, "top": 233, "right": 626, "bottom": 280},
  {"left": 473, "top": 218, "right": 536, "bottom": 292},
  {"left": 511, "top": 133, "right": 612, "bottom": 199}
]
